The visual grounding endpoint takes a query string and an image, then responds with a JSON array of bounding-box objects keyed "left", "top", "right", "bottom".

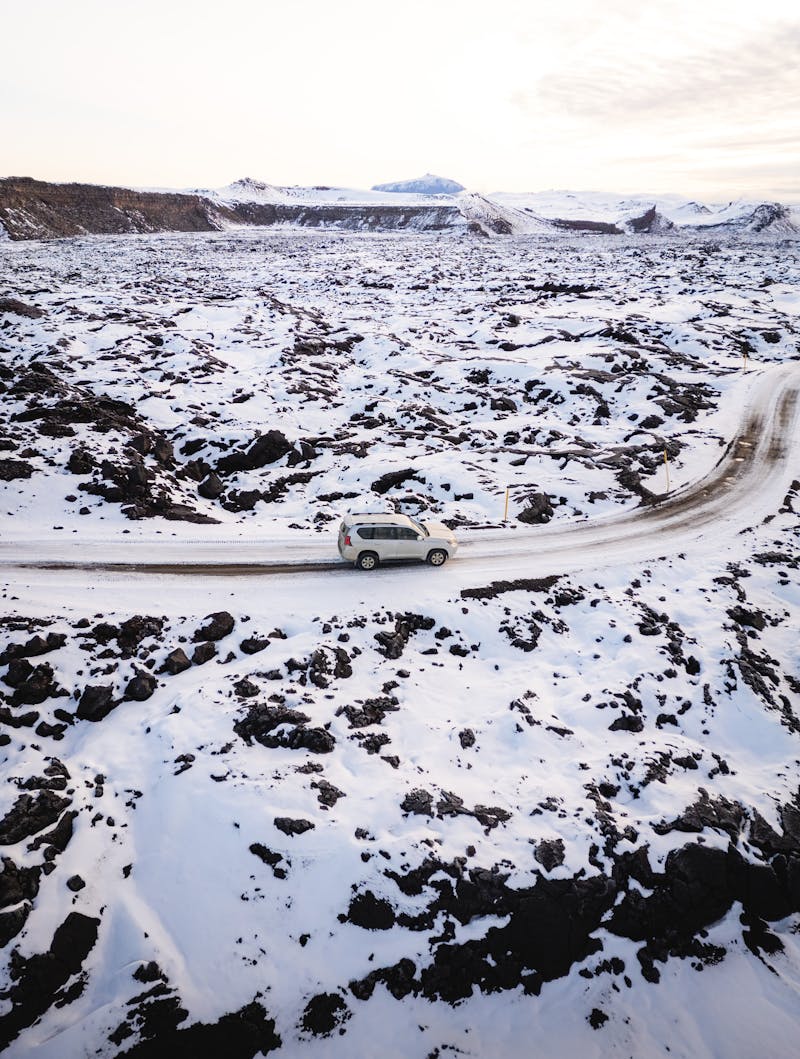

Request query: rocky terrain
[
  {"left": 0, "top": 178, "right": 466, "bottom": 243},
  {"left": 0, "top": 228, "right": 799, "bottom": 1056},
  {"left": 2, "top": 229, "right": 797, "bottom": 540}
]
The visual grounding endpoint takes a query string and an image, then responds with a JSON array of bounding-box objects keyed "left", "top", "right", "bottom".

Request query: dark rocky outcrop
[
  {"left": 4, "top": 660, "right": 65, "bottom": 706},
  {"left": 76, "top": 684, "right": 117, "bottom": 722},
  {"left": 517, "top": 492, "right": 554, "bottom": 525},
  {"left": 533, "top": 838, "right": 566, "bottom": 871},
  {"left": 347, "top": 890, "right": 396, "bottom": 930},
  {"left": 274, "top": 817, "right": 315, "bottom": 837},
  {"left": 160, "top": 648, "right": 192, "bottom": 675},
  {"left": 0, "top": 791, "right": 71, "bottom": 845},
  {"left": 0, "top": 632, "right": 66, "bottom": 665},
  {"left": 0, "top": 177, "right": 239, "bottom": 241},
  {"left": 0, "top": 460, "right": 34, "bottom": 481},
  {"left": 0, "top": 912, "right": 100, "bottom": 1050},
  {"left": 373, "top": 613, "right": 435, "bottom": 659},
  {"left": 371, "top": 468, "right": 421, "bottom": 495},
  {"left": 192, "top": 642, "right": 217, "bottom": 666},
  {"left": 0, "top": 297, "right": 44, "bottom": 318},
  {"left": 400, "top": 788, "right": 434, "bottom": 816},
  {"left": 123, "top": 671, "right": 158, "bottom": 702},
  {"left": 114, "top": 1000, "right": 280, "bottom": 1058},
  {"left": 198, "top": 473, "right": 225, "bottom": 500},
  {"left": 0, "top": 176, "right": 467, "bottom": 241},
  {"left": 299, "top": 992, "right": 351, "bottom": 1037},
  {"left": 349, "top": 801, "right": 800, "bottom": 1002},
  {"left": 193, "top": 612, "right": 235, "bottom": 642},
  {"left": 290, "top": 646, "right": 353, "bottom": 689},
  {"left": 234, "top": 704, "right": 335, "bottom": 754},
  {"left": 0, "top": 858, "right": 40, "bottom": 942},
  {"left": 461, "top": 575, "right": 560, "bottom": 601},
  {"left": 240, "top": 636, "right": 271, "bottom": 656},
  {"left": 117, "top": 616, "right": 165, "bottom": 657},
  {"left": 0, "top": 857, "right": 41, "bottom": 907},
  {"left": 552, "top": 217, "right": 622, "bottom": 235},
  {"left": 625, "top": 206, "right": 674, "bottom": 234},
  {"left": 216, "top": 432, "right": 293, "bottom": 477}
]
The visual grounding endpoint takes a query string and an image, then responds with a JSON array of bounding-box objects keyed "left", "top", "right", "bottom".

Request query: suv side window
[
  {"left": 374, "top": 527, "right": 394, "bottom": 540},
  {"left": 357, "top": 527, "right": 375, "bottom": 539},
  {"left": 396, "top": 528, "right": 417, "bottom": 540}
]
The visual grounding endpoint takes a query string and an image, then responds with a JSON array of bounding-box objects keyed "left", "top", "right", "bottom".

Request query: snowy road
[{"left": 2, "top": 362, "right": 799, "bottom": 605}]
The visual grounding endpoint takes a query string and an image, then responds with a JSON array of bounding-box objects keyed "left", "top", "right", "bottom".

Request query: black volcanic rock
[
  {"left": 0, "top": 912, "right": 101, "bottom": 1050},
  {"left": 0, "top": 460, "right": 34, "bottom": 482},
  {"left": 124, "top": 671, "right": 158, "bottom": 702},
  {"left": 0, "top": 632, "right": 66, "bottom": 665},
  {"left": 216, "top": 432, "right": 292, "bottom": 476},
  {"left": 193, "top": 611, "right": 235, "bottom": 642},
  {"left": 347, "top": 890, "right": 396, "bottom": 930},
  {"left": 198, "top": 472, "right": 225, "bottom": 499},
  {"left": 160, "top": 647, "right": 192, "bottom": 675},
  {"left": 0, "top": 791, "right": 71, "bottom": 845},
  {"left": 274, "top": 817, "right": 315, "bottom": 837},
  {"left": 76, "top": 684, "right": 117, "bottom": 722},
  {"left": 517, "top": 492, "right": 554, "bottom": 525},
  {"left": 299, "top": 993, "right": 351, "bottom": 1037},
  {"left": 115, "top": 1000, "right": 280, "bottom": 1058},
  {"left": 0, "top": 297, "right": 44, "bottom": 318},
  {"left": 371, "top": 467, "right": 420, "bottom": 494}
]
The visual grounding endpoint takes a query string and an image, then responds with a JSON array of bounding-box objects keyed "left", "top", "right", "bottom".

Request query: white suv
[{"left": 338, "top": 513, "right": 458, "bottom": 570}]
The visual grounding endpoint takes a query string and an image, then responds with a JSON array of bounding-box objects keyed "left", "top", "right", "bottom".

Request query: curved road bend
[{"left": 2, "top": 363, "right": 799, "bottom": 588}]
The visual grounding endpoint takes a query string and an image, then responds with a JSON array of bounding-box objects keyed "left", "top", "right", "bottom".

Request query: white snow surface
[{"left": 0, "top": 229, "right": 799, "bottom": 1056}]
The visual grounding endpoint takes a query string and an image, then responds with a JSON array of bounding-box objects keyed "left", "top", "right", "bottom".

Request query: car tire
[
  {"left": 356, "top": 552, "right": 379, "bottom": 571},
  {"left": 427, "top": 549, "right": 448, "bottom": 567}
]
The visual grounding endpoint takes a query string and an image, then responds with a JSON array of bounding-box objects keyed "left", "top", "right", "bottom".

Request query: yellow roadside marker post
[
  {"left": 664, "top": 447, "right": 670, "bottom": 493},
  {"left": 743, "top": 350, "right": 749, "bottom": 372},
  {"left": 504, "top": 487, "right": 510, "bottom": 522}
]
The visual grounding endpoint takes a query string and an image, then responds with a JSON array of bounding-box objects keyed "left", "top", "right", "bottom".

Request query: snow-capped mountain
[{"left": 371, "top": 173, "right": 465, "bottom": 195}]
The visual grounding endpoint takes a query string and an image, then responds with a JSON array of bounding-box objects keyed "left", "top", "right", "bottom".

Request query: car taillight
[{"left": 344, "top": 534, "right": 351, "bottom": 546}]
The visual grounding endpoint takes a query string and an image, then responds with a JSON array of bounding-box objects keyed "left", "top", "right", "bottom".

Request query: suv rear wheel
[
  {"left": 427, "top": 549, "right": 448, "bottom": 567},
  {"left": 356, "top": 551, "right": 379, "bottom": 571}
]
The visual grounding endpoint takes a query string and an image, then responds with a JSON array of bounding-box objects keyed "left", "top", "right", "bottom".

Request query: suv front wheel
[
  {"left": 427, "top": 549, "right": 448, "bottom": 567},
  {"left": 356, "top": 551, "right": 379, "bottom": 571}
]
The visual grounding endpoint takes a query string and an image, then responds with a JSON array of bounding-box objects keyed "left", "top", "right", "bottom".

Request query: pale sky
[{"left": 2, "top": 0, "right": 798, "bottom": 200}]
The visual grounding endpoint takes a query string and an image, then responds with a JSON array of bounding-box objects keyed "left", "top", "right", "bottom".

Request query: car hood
[{"left": 422, "top": 521, "right": 457, "bottom": 541}]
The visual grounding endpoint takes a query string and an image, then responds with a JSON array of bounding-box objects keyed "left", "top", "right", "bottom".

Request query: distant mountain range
[{"left": 0, "top": 175, "right": 797, "bottom": 241}]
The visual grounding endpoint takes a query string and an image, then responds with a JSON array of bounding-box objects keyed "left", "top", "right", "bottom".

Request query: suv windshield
[{"left": 408, "top": 517, "right": 427, "bottom": 537}]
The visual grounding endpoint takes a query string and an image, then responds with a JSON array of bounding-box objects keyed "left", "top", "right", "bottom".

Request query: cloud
[{"left": 527, "top": 20, "right": 800, "bottom": 125}]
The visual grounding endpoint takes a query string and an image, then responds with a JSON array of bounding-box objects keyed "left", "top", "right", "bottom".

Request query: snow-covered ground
[
  {"left": 1, "top": 229, "right": 799, "bottom": 1056},
  {"left": 490, "top": 190, "right": 800, "bottom": 233}
]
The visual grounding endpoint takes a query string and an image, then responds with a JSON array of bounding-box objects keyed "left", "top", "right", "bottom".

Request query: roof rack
[{"left": 343, "top": 511, "right": 410, "bottom": 521}]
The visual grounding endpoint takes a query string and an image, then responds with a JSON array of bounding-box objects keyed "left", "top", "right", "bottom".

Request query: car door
[
  {"left": 372, "top": 525, "right": 399, "bottom": 561},
  {"left": 394, "top": 525, "right": 424, "bottom": 560}
]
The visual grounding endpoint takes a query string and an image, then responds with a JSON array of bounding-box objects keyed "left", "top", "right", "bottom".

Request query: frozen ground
[
  {"left": 0, "top": 230, "right": 799, "bottom": 1057},
  {"left": 1, "top": 229, "right": 799, "bottom": 541}
]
